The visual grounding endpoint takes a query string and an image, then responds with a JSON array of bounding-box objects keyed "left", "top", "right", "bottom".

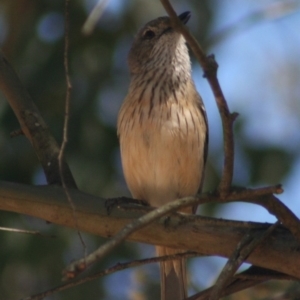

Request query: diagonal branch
[
  {"left": 0, "top": 51, "right": 76, "bottom": 188},
  {"left": 208, "top": 221, "right": 279, "bottom": 300},
  {"left": 188, "top": 265, "right": 297, "bottom": 300},
  {"left": 63, "top": 195, "right": 197, "bottom": 279},
  {"left": 82, "top": 0, "right": 110, "bottom": 35},
  {"left": 241, "top": 194, "right": 300, "bottom": 241},
  {"left": 24, "top": 252, "right": 198, "bottom": 300}
]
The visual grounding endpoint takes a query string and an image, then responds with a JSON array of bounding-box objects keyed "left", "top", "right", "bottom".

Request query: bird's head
[{"left": 128, "top": 12, "right": 191, "bottom": 74}]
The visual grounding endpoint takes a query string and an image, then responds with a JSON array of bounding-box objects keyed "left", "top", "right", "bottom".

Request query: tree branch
[
  {"left": 208, "top": 221, "right": 279, "bottom": 300},
  {"left": 0, "top": 180, "right": 300, "bottom": 280},
  {"left": 242, "top": 194, "right": 300, "bottom": 241},
  {"left": 188, "top": 265, "right": 298, "bottom": 300},
  {"left": 23, "top": 253, "right": 198, "bottom": 300},
  {"left": 63, "top": 185, "right": 285, "bottom": 278},
  {"left": 63, "top": 195, "right": 198, "bottom": 278},
  {"left": 0, "top": 51, "right": 76, "bottom": 188}
]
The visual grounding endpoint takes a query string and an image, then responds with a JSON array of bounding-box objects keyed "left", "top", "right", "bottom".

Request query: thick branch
[
  {"left": 64, "top": 185, "right": 284, "bottom": 278},
  {"left": 0, "top": 51, "right": 76, "bottom": 188},
  {"left": 0, "top": 181, "right": 299, "bottom": 279}
]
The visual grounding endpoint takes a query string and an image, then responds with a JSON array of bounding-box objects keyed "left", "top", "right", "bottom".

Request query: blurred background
[{"left": 0, "top": 0, "right": 300, "bottom": 299}]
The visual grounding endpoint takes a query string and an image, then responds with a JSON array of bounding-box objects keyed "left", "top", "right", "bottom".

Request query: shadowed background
[{"left": 0, "top": 0, "right": 299, "bottom": 299}]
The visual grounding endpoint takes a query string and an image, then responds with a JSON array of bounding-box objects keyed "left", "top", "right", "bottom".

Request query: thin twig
[
  {"left": 82, "top": 0, "right": 110, "bottom": 35},
  {"left": 188, "top": 265, "right": 296, "bottom": 300},
  {"left": 161, "top": 0, "right": 236, "bottom": 197},
  {"left": 23, "top": 252, "right": 199, "bottom": 300},
  {"left": 0, "top": 226, "right": 55, "bottom": 238},
  {"left": 63, "top": 195, "right": 199, "bottom": 279},
  {"left": 59, "top": 0, "right": 86, "bottom": 258},
  {"left": 217, "top": 184, "right": 283, "bottom": 199}
]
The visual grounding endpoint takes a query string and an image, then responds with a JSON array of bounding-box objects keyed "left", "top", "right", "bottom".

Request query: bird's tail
[{"left": 156, "top": 246, "right": 187, "bottom": 300}]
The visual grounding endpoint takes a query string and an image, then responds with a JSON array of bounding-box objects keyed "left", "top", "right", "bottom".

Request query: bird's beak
[{"left": 178, "top": 11, "right": 191, "bottom": 25}]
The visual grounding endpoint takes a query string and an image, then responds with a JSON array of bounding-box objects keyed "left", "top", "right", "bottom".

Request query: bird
[{"left": 117, "top": 11, "right": 208, "bottom": 300}]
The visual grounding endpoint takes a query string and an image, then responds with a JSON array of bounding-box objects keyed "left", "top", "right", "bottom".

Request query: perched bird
[{"left": 118, "top": 11, "right": 208, "bottom": 300}]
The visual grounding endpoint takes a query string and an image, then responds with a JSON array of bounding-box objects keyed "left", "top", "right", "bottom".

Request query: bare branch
[
  {"left": 59, "top": 0, "right": 87, "bottom": 258},
  {"left": 59, "top": 0, "right": 72, "bottom": 183},
  {"left": 63, "top": 184, "right": 284, "bottom": 278},
  {"left": 0, "top": 181, "right": 300, "bottom": 280},
  {"left": 63, "top": 195, "right": 197, "bottom": 279},
  {"left": 82, "top": 0, "right": 110, "bottom": 35},
  {"left": 0, "top": 226, "right": 55, "bottom": 238},
  {"left": 188, "top": 265, "right": 297, "bottom": 300},
  {"left": 63, "top": 182, "right": 299, "bottom": 281},
  {"left": 209, "top": 221, "right": 279, "bottom": 300},
  {"left": 23, "top": 252, "right": 198, "bottom": 300},
  {"left": 0, "top": 51, "right": 76, "bottom": 188},
  {"left": 208, "top": 186, "right": 300, "bottom": 241},
  {"left": 243, "top": 195, "right": 300, "bottom": 241}
]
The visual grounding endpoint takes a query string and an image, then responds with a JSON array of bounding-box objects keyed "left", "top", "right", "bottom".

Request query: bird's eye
[{"left": 143, "top": 29, "right": 155, "bottom": 39}]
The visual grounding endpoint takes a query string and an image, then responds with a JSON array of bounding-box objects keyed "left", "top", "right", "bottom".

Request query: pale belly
[{"left": 118, "top": 101, "right": 206, "bottom": 208}]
